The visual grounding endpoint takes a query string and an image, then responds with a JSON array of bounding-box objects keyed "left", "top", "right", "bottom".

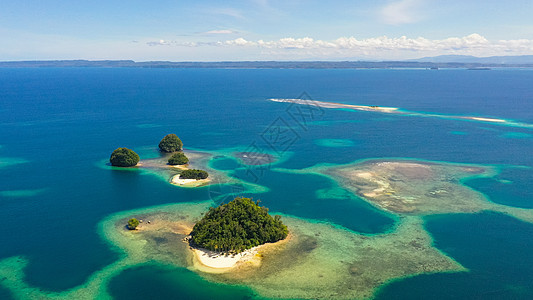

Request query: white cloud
[
  {"left": 380, "top": 0, "right": 425, "bottom": 25},
  {"left": 147, "top": 39, "right": 172, "bottom": 46},
  {"left": 224, "top": 37, "right": 251, "bottom": 46},
  {"left": 329, "top": 34, "right": 492, "bottom": 51},
  {"left": 144, "top": 34, "right": 533, "bottom": 59},
  {"left": 213, "top": 34, "right": 501, "bottom": 52}
]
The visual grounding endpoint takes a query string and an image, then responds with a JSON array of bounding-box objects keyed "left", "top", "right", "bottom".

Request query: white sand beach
[
  {"left": 467, "top": 116, "right": 506, "bottom": 123},
  {"left": 170, "top": 175, "right": 210, "bottom": 187},
  {"left": 269, "top": 98, "right": 399, "bottom": 113},
  {"left": 191, "top": 247, "right": 260, "bottom": 273},
  {"left": 190, "top": 234, "right": 291, "bottom": 274}
]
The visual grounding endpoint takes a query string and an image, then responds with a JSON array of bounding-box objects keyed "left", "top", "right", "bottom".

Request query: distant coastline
[{"left": 1, "top": 59, "right": 533, "bottom": 69}]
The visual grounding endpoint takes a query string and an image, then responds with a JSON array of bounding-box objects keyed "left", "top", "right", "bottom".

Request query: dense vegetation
[
  {"left": 180, "top": 169, "right": 208, "bottom": 180},
  {"left": 159, "top": 134, "right": 183, "bottom": 152},
  {"left": 127, "top": 218, "right": 139, "bottom": 230},
  {"left": 190, "top": 197, "right": 288, "bottom": 253},
  {"left": 110, "top": 148, "right": 140, "bottom": 167},
  {"left": 168, "top": 152, "right": 189, "bottom": 165}
]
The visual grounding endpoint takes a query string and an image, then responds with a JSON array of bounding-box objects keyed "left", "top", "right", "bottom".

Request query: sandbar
[
  {"left": 135, "top": 149, "right": 220, "bottom": 187},
  {"left": 170, "top": 175, "right": 210, "bottom": 187},
  {"left": 270, "top": 98, "right": 533, "bottom": 129},
  {"left": 270, "top": 98, "right": 399, "bottom": 113},
  {"left": 465, "top": 116, "right": 506, "bottom": 123}
]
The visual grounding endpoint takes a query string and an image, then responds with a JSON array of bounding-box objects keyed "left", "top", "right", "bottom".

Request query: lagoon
[{"left": 0, "top": 68, "right": 532, "bottom": 299}]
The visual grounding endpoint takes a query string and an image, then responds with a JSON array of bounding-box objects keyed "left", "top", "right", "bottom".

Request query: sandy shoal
[
  {"left": 467, "top": 117, "right": 506, "bottom": 123},
  {"left": 192, "top": 247, "right": 260, "bottom": 273},
  {"left": 170, "top": 175, "right": 210, "bottom": 187},
  {"left": 191, "top": 234, "right": 291, "bottom": 274}
]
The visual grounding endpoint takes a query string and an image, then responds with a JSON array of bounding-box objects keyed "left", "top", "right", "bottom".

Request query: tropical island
[
  {"left": 127, "top": 218, "right": 139, "bottom": 230},
  {"left": 168, "top": 152, "right": 188, "bottom": 165},
  {"left": 190, "top": 197, "right": 288, "bottom": 252},
  {"left": 179, "top": 169, "right": 209, "bottom": 180},
  {"left": 156, "top": 134, "right": 210, "bottom": 186},
  {"left": 170, "top": 168, "right": 210, "bottom": 186},
  {"left": 0, "top": 197, "right": 476, "bottom": 299},
  {"left": 159, "top": 133, "right": 183, "bottom": 152},
  {"left": 188, "top": 197, "right": 288, "bottom": 271},
  {"left": 109, "top": 134, "right": 213, "bottom": 187},
  {"left": 109, "top": 147, "right": 140, "bottom": 167},
  {"left": 122, "top": 197, "right": 288, "bottom": 272}
]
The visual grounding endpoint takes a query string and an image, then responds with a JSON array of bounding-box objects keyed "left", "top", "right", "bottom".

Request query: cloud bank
[{"left": 146, "top": 34, "right": 533, "bottom": 58}]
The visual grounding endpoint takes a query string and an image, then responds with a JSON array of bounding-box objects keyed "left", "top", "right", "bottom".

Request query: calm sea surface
[{"left": 1, "top": 68, "right": 532, "bottom": 299}]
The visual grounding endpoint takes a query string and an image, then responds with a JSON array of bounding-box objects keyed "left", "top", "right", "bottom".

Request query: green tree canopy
[
  {"left": 110, "top": 148, "right": 140, "bottom": 167},
  {"left": 190, "top": 197, "right": 288, "bottom": 253},
  {"left": 159, "top": 134, "right": 183, "bottom": 152},
  {"left": 127, "top": 218, "right": 140, "bottom": 230},
  {"left": 168, "top": 152, "right": 189, "bottom": 165},
  {"left": 180, "top": 169, "right": 208, "bottom": 180}
]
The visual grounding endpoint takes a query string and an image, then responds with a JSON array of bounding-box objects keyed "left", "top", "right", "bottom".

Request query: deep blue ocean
[{"left": 0, "top": 68, "right": 532, "bottom": 299}]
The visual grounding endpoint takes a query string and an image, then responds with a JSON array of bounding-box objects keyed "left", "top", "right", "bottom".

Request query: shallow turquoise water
[
  {"left": 232, "top": 168, "right": 396, "bottom": 234},
  {"left": 210, "top": 156, "right": 242, "bottom": 171},
  {"left": 314, "top": 138, "right": 355, "bottom": 147},
  {"left": 1, "top": 68, "right": 532, "bottom": 298}
]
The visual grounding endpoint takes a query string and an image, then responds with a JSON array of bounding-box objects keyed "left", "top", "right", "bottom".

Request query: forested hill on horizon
[
  {"left": 1, "top": 55, "right": 533, "bottom": 69},
  {"left": 409, "top": 55, "right": 533, "bottom": 64}
]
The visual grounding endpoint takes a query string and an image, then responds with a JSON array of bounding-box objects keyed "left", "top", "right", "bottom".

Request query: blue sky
[{"left": 1, "top": 0, "right": 533, "bottom": 61}]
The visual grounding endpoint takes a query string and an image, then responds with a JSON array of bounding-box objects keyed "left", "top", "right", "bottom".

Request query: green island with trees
[
  {"left": 159, "top": 134, "right": 183, "bottom": 152},
  {"left": 110, "top": 134, "right": 210, "bottom": 185},
  {"left": 127, "top": 218, "right": 139, "bottom": 230},
  {"left": 168, "top": 152, "right": 189, "bottom": 165},
  {"left": 189, "top": 197, "right": 288, "bottom": 253},
  {"left": 180, "top": 169, "right": 209, "bottom": 180},
  {"left": 110, "top": 147, "right": 140, "bottom": 167}
]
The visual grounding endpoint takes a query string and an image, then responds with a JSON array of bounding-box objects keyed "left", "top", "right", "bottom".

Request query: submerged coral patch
[
  {"left": 314, "top": 139, "right": 355, "bottom": 148},
  {"left": 0, "top": 157, "right": 29, "bottom": 169},
  {"left": 500, "top": 132, "right": 533, "bottom": 139},
  {"left": 313, "top": 158, "right": 533, "bottom": 223},
  {"left": 0, "top": 189, "right": 46, "bottom": 198}
]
